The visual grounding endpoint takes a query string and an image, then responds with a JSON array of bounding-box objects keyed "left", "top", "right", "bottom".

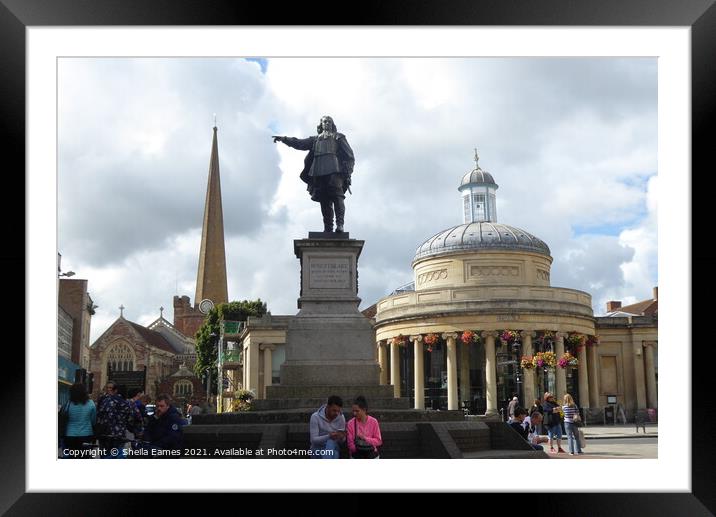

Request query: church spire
[{"left": 195, "top": 123, "right": 229, "bottom": 308}]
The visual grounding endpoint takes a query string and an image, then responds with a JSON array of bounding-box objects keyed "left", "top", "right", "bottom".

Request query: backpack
[{"left": 58, "top": 401, "right": 70, "bottom": 439}]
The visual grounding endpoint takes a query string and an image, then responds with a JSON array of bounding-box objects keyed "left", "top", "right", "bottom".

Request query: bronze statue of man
[{"left": 273, "top": 115, "right": 355, "bottom": 233}]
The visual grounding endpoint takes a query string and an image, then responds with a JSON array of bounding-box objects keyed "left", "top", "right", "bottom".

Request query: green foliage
[{"left": 193, "top": 299, "right": 267, "bottom": 393}]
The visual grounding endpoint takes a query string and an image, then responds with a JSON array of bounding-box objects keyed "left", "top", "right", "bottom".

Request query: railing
[
  {"left": 222, "top": 349, "right": 242, "bottom": 364},
  {"left": 222, "top": 320, "right": 244, "bottom": 335}
]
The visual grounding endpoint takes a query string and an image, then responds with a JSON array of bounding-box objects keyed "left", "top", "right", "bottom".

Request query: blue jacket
[{"left": 145, "top": 406, "right": 183, "bottom": 450}]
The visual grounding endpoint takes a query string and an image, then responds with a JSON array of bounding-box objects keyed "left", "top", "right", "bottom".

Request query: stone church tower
[{"left": 174, "top": 124, "right": 229, "bottom": 338}]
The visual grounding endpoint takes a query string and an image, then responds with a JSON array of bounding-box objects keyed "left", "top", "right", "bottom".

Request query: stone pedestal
[{"left": 261, "top": 233, "right": 403, "bottom": 410}]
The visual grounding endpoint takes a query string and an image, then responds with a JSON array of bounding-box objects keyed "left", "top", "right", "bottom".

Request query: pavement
[
  {"left": 544, "top": 423, "right": 658, "bottom": 459},
  {"left": 581, "top": 422, "right": 658, "bottom": 439}
]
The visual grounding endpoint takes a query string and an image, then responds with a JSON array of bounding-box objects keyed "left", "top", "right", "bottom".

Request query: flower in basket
[
  {"left": 537, "top": 330, "right": 555, "bottom": 345},
  {"left": 566, "top": 333, "right": 586, "bottom": 347},
  {"left": 424, "top": 333, "right": 439, "bottom": 352},
  {"left": 520, "top": 355, "right": 534, "bottom": 369},
  {"left": 391, "top": 334, "right": 407, "bottom": 347},
  {"left": 558, "top": 352, "right": 579, "bottom": 369},
  {"left": 500, "top": 329, "right": 519, "bottom": 344},
  {"left": 533, "top": 351, "right": 557, "bottom": 369},
  {"left": 586, "top": 335, "right": 600, "bottom": 346},
  {"left": 460, "top": 330, "right": 479, "bottom": 345}
]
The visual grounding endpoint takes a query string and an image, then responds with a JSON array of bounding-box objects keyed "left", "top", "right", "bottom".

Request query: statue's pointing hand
[{"left": 272, "top": 135, "right": 285, "bottom": 143}]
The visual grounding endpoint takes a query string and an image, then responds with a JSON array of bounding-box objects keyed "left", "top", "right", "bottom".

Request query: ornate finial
[
  {"left": 119, "top": 304, "right": 125, "bottom": 318},
  {"left": 213, "top": 113, "right": 217, "bottom": 128},
  {"left": 160, "top": 306, "right": 164, "bottom": 318},
  {"left": 474, "top": 148, "right": 480, "bottom": 168}
]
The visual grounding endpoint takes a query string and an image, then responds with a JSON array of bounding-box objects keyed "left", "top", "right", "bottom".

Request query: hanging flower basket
[
  {"left": 566, "top": 333, "right": 586, "bottom": 347},
  {"left": 558, "top": 352, "right": 579, "bottom": 369},
  {"left": 520, "top": 355, "right": 535, "bottom": 369},
  {"left": 391, "top": 334, "right": 407, "bottom": 347},
  {"left": 532, "top": 351, "right": 557, "bottom": 369},
  {"left": 500, "top": 329, "right": 519, "bottom": 345},
  {"left": 586, "top": 335, "right": 599, "bottom": 347},
  {"left": 460, "top": 330, "right": 480, "bottom": 345},
  {"left": 424, "top": 333, "right": 439, "bottom": 352}
]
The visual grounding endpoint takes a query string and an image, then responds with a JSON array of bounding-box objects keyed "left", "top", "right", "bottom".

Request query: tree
[{"left": 193, "top": 299, "right": 267, "bottom": 394}]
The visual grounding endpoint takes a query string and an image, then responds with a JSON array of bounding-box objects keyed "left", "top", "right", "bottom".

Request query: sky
[{"left": 57, "top": 57, "right": 658, "bottom": 345}]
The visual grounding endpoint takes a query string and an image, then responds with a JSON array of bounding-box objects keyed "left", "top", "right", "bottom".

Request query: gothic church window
[
  {"left": 107, "top": 342, "right": 134, "bottom": 372},
  {"left": 174, "top": 380, "right": 193, "bottom": 396}
]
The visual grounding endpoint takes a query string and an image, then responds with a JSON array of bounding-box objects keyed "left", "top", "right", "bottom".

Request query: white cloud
[{"left": 57, "top": 57, "right": 657, "bottom": 343}]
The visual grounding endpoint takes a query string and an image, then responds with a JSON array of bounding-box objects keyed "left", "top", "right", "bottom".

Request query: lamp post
[{"left": 207, "top": 331, "right": 218, "bottom": 404}]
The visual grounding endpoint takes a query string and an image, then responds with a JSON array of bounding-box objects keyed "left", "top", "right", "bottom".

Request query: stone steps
[{"left": 192, "top": 408, "right": 466, "bottom": 425}]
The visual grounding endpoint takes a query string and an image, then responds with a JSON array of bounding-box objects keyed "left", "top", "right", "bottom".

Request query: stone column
[
  {"left": 633, "top": 338, "right": 647, "bottom": 411},
  {"left": 644, "top": 342, "right": 658, "bottom": 409},
  {"left": 411, "top": 335, "right": 425, "bottom": 409},
  {"left": 555, "top": 332, "right": 567, "bottom": 399},
  {"left": 521, "top": 331, "right": 536, "bottom": 408},
  {"left": 390, "top": 340, "right": 401, "bottom": 398},
  {"left": 378, "top": 341, "right": 388, "bottom": 385},
  {"left": 443, "top": 333, "right": 459, "bottom": 410},
  {"left": 245, "top": 341, "right": 260, "bottom": 398},
  {"left": 459, "top": 339, "right": 471, "bottom": 408},
  {"left": 588, "top": 344, "right": 601, "bottom": 408},
  {"left": 260, "top": 344, "right": 275, "bottom": 399},
  {"left": 577, "top": 343, "right": 590, "bottom": 408},
  {"left": 482, "top": 331, "right": 499, "bottom": 416}
]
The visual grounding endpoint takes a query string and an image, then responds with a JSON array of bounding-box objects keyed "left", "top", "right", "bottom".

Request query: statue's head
[{"left": 317, "top": 115, "right": 337, "bottom": 134}]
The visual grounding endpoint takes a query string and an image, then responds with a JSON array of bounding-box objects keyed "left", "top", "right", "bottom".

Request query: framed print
[{"left": 3, "top": 0, "right": 714, "bottom": 513}]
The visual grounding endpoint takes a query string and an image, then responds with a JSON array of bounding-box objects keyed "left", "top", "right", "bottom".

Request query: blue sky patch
[{"left": 245, "top": 58, "right": 268, "bottom": 73}]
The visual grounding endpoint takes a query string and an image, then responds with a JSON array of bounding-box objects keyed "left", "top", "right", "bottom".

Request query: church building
[{"left": 87, "top": 124, "right": 230, "bottom": 406}]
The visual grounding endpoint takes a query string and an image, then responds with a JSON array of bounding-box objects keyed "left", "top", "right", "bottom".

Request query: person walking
[
  {"left": 95, "top": 381, "right": 132, "bottom": 458},
  {"left": 346, "top": 396, "right": 382, "bottom": 459},
  {"left": 63, "top": 383, "right": 97, "bottom": 458},
  {"left": 507, "top": 396, "right": 519, "bottom": 423}
]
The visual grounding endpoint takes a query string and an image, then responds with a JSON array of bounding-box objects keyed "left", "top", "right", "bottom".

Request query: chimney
[
  {"left": 606, "top": 301, "right": 622, "bottom": 312},
  {"left": 653, "top": 286, "right": 658, "bottom": 300}
]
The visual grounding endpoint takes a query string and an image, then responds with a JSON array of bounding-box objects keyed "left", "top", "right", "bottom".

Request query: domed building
[{"left": 373, "top": 151, "right": 601, "bottom": 418}]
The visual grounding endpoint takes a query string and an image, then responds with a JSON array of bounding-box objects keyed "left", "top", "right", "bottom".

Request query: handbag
[
  {"left": 573, "top": 412, "right": 583, "bottom": 427},
  {"left": 58, "top": 401, "right": 70, "bottom": 439},
  {"left": 353, "top": 419, "right": 377, "bottom": 459},
  {"left": 577, "top": 428, "right": 587, "bottom": 449}
]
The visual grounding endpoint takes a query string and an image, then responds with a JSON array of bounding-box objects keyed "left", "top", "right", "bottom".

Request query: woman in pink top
[{"left": 346, "top": 396, "right": 382, "bottom": 459}]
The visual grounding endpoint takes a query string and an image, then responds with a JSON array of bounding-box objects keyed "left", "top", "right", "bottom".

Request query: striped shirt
[{"left": 562, "top": 404, "right": 580, "bottom": 423}]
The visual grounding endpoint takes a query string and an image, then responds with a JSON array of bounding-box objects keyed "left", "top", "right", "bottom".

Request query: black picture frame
[{"left": 3, "top": 0, "right": 713, "bottom": 514}]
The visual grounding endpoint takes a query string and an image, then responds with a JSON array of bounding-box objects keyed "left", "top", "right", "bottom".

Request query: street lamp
[
  {"left": 58, "top": 270, "right": 75, "bottom": 278},
  {"left": 207, "top": 332, "right": 218, "bottom": 403}
]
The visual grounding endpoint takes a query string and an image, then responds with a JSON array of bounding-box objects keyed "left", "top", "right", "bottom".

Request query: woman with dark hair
[
  {"left": 346, "top": 396, "right": 382, "bottom": 459},
  {"left": 64, "top": 382, "right": 97, "bottom": 457}
]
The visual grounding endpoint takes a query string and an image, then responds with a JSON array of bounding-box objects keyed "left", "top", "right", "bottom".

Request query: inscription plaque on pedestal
[{"left": 309, "top": 258, "right": 350, "bottom": 289}]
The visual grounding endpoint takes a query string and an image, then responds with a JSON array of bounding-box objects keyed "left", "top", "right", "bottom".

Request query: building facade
[
  {"left": 231, "top": 152, "right": 658, "bottom": 422},
  {"left": 371, "top": 153, "right": 657, "bottom": 421}
]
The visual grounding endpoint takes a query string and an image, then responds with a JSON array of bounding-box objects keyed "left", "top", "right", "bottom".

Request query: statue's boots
[
  {"left": 334, "top": 197, "right": 345, "bottom": 233},
  {"left": 320, "top": 200, "right": 334, "bottom": 232}
]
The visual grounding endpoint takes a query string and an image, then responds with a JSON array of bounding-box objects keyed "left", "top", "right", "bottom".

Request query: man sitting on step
[{"left": 309, "top": 395, "right": 346, "bottom": 459}]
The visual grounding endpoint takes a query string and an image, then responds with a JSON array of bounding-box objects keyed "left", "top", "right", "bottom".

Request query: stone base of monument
[
  {"left": 257, "top": 234, "right": 411, "bottom": 410},
  {"left": 255, "top": 384, "right": 408, "bottom": 410}
]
